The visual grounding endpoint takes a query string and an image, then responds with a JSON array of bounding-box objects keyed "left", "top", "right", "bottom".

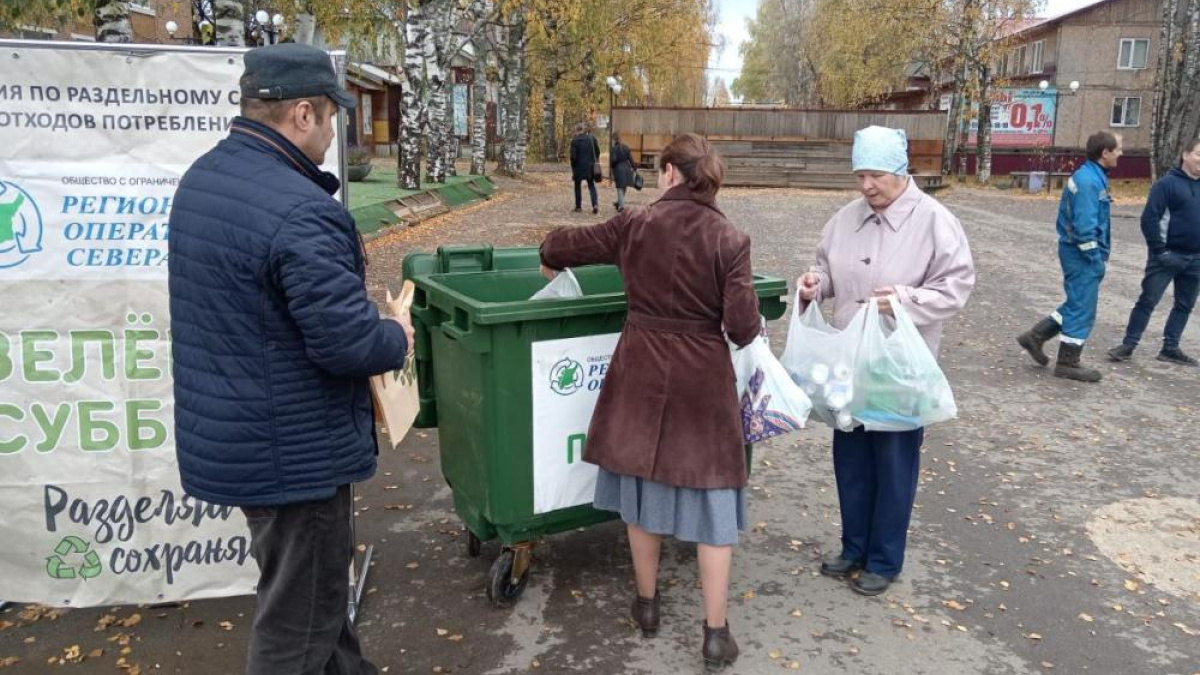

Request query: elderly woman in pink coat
[{"left": 797, "top": 126, "right": 975, "bottom": 596}]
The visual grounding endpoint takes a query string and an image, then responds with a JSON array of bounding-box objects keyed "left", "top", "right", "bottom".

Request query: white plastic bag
[
  {"left": 780, "top": 293, "right": 866, "bottom": 431},
  {"left": 732, "top": 335, "right": 812, "bottom": 444},
  {"left": 530, "top": 268, "right": 583, "bottom": 300},
  {"left": 849, "top": 297, "right": 957, "bottom": 431}
]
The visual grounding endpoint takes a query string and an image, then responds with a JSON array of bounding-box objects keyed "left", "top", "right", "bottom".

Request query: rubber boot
[
  {"left": 1017, "top": 317, "right": 1061, "bottom": 366},
  {"left": 1054, "top": 343, "right": 1102, "bottom": 382}
]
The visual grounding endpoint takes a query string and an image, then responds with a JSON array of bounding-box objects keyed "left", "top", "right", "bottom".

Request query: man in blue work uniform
[
  {"left": 1018, "top": 131, "right": 1123, "bottom": 382},
  {"left": 1107, "top": 137, "right": 1200, "bottom": 366}
]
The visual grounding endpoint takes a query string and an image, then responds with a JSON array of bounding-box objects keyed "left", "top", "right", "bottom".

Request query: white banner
[
  {"left": 531, "top": 334, "right": 620, "bottom": 515},
  {"left": 0, "top": 41, "right": 340, "bottom": 607}
]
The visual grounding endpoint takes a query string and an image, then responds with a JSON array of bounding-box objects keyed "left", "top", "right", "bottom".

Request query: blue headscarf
[{"left": 851, "top": 126, "right": 909, "bottom": 175}]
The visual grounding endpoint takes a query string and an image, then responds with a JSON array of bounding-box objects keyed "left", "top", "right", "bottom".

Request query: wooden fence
[{"left": 611, "top": 107, "right": 947, "bottom": 189}]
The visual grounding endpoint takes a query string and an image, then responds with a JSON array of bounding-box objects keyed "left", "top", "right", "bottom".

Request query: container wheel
[
  {"left": 486, "top": 547, "right": 530, "bottom": 607},
  {"left": 466, "top": 530, "right": 482, "bottom": 558}
]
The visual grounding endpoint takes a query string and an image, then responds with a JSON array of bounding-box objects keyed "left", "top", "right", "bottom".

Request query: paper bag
[{"left": 370, "top": 280, "right": 420, "bottom": 448}]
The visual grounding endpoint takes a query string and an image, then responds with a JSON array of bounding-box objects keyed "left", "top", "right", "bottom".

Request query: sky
[{"left": 708, "top": 0, "right": 1106, "bottom": 100}]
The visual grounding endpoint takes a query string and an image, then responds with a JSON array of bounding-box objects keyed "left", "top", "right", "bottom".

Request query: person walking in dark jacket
[
  {"left": 610, "top": 132, "right": 636, "bottom": 212},
  {"left": 570, "top": 122, "right": 601, "bottom": 214},
  {"left": 1107, "top": 138, "right": 1200, "bottom": 366},
  {"left": 168, "top": 44, "right": 413, "bottom": 675}
]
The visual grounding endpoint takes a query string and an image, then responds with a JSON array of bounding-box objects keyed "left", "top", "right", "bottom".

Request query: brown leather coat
[{"left": 540, "top": 184, "right": 760, "bottom": 489}]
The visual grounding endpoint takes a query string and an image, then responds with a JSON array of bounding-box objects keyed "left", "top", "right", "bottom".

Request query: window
[
  {"left": 996, "top": 55, "right": 1008, "bottom": 77},
  {"left": 1031, "top": 41, "right": 1045, "bottom": 74},
  {"left": 1015, "top": 45, "right": 1028, "bottom": 74},
  {"left": 1111, "top": 97, "right": 1141, "bottom": 127},
  {"left": 19, "top": 27, "right": 55, "bottom": 40},
  {"left": 1118, "top": 38, "right": 1149, "bottom": 69}
]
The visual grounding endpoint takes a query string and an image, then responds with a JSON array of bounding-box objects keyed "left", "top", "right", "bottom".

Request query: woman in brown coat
[{"left": 540, "top": 133, "right": 760, "bottom": 671}]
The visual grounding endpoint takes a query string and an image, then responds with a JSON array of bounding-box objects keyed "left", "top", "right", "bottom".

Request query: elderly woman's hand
[
  {"left": 797, "top": 273, "right": 821, "bottom": 302},
  {"left": 873, "top": 286, "right": 898, "bottom": 317},
  {"left": 541, "top": 264, "right": 559, "bottom": 281}
]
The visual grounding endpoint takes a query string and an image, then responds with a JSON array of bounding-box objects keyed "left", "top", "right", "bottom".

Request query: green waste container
[{"left": 403, "top": 245, "right": 787, "bottom": 606}]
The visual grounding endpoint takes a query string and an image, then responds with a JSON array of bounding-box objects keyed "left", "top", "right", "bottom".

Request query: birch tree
[
  {"left": 94, "top": 0, "right": 133, "bottom": 42},
  {"left": 1150, "top": 0, "right": 1200, "bottom": 180}
]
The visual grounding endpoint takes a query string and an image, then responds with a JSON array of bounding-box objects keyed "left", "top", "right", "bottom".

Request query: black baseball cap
[{"left": 240, "top": 43, "right": 356, "bottom": 109}]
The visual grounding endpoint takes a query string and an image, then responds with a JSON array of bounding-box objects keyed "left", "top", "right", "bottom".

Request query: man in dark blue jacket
[
  {"left": 1018, "top": 131, "right": 1123, "bottom": 382},
  {"left": 1108, "top": 138, "right": 1200, "bottom": 366},
  {"left": 168, "top": 44, "right": 411, "bottom": 675}
]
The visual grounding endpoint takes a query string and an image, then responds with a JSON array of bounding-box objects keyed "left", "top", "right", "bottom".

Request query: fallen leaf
[
  {"left": 1040, "top": 662, "right": 1055, "bottom": 669},
  {"left": 1078, "top": 613, "right": 1093, "bottom": 623},
  {"left": 787, "top": 662, "right": 801, "bottom": 670},
  {"left": 406, "top": 562, "right": 420, "bottom": 570},
  {"left": 88, "top": 649, "right": 105, "bottom": 659},
  {"left": 120, "top": 613, "right": 142, "bottom": 628},
  {"left": 1124, "top": 580, "right": 1140, "bottom": 592},
  {"left": 0, "top": 657, "right": 18, "bottom": 667},
  {"left": 447, "top": 634, "right": 464, "bottom": 642},
  {"left": 219, "top": 621, "right": 235, "bottom": 631},
  {"left": 1026, "top": 633, "right": 1043, "bottom": 640},
  {"left": 436, "top": 628, "right": 449, "bottom": 637},
  {"left": 789, "top": 609, "right": 803, "bottom": 618},
  {"left": 741, "top": 590, "right": 756, "bottom": 600},
  {"left": 768, "top": 649, "right": 782, "bottom": 659},
  {"left": 943, "top": 600, "right": 967, "bottom": 611}
]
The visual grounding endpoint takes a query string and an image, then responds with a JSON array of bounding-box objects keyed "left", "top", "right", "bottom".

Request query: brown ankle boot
[
  {"left": 631, "top": 592, "right": 660, "bottom": 638},
  {"left": 702, "top": 621, "right": 739, "bottom": 671}
]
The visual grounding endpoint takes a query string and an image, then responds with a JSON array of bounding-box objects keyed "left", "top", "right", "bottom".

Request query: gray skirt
[{"left": 593, "top": 467, "right": 748, "bottom": 546}]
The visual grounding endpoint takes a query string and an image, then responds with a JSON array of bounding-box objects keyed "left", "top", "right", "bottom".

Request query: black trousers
[{"left": 243, "top": 485, "right": 377, "bottom": 675}]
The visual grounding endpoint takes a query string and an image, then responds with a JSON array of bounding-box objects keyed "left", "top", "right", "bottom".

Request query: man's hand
[
  {"left": 541, "top": 264, "right": 559, "bottom": 281},
  {"left": 797, "top": 272, "right": 821, "bottom": 302},
  {"left": 386, "top": 286, "right": 416, "bottom": 350},
  {"left": 873, "top": 286, "right": 898, "bottom": 317}
]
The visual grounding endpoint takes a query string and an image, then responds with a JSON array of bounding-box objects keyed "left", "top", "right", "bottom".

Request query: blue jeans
[
  {"left": 616, "top": 186, "right": 627, "bottom": 210},
  {"left": 832, "top": 427, "right": 924, "bottom": 578},
  {"left": 574, "top": 177, "right": 597, "bottom": 209},
  {"left": 1055, "top": 244, "right": 1106, "bottom": 343},
  {"left": 1122, "top": 250, "right": 1200, "bottom": 350}
]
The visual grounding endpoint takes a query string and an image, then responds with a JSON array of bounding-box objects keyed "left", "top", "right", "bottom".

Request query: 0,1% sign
[{"left": 1009, "top": 103, "right": 1052, "bottom": 131}]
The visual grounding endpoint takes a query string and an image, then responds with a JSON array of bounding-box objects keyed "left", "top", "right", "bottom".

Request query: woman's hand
[
  {"left": 873, "top": 286, "right": 898, "bottom": 317},
  {"left": 541, "top": 264, "right": 559, "bottom": 281},
  {"left": 797, "top": 273, "right": 821, "bottom": 302}
]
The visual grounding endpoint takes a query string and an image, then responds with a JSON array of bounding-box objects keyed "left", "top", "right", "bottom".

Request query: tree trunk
[
  {"left": 213, "top": 0, "right": 245, "bottom": 47},
  {"left": 424, "top": 0, "right": 452, "bottom": 184},
  {"left": 94, "top": 0, "right": 133, "bottom": 43},
  {"left": 975, "top": 64, "right": 993, "bottom": 184},
  {"left": 1152, "top": 0, "right": 1200, "bottom": 180},
  {"left": 499, "top": 12, "right": 527, "bottom": 177},
  {"left": 399, "top": 1, "right": 428, "bottom": 190},
  {"left": 943, "top": 59, "right": 968, "bottom": 175},
  {"left": 540, "top": 17, "right": 566, "bottom": 162},
  {"left": 471, "top": 49, "right": 488, "bottom": 176}
]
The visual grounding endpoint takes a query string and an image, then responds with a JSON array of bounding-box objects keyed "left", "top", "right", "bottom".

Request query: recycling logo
[
  {"left": 549, "top": 358, "right": 584, "bottom": 396},
  {"left": 46, "top": 535, "right": 103, "bottom": 580},
  {"left": 0, "top": 180, "right": 44, "bottom": 269}
]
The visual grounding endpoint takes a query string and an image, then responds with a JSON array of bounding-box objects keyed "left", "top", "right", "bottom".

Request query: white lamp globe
[{"left": 255, "top": 10, "right": 269, "bottom": 24}]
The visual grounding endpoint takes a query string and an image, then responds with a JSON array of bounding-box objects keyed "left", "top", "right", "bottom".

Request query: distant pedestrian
[
  {"left": 570, "top": 122, "right": 601, "bottom": 214},
  {"left": 610, "top": 132, "right": 635, "bottom": 212},
  {"left": 1017, "top": 131, "right": 1123, "bottom": 382},
  {"left": 1107, "top": 137, "right": 1200, "bottom": 366}
]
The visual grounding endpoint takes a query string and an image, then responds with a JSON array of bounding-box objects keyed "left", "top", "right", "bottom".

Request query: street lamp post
[
  {"left": 605, "top": 75, "right": 623, "bottom": 154},
  {"left": 1039, "top": 78, "right": 1080, "bottom": 174},
  {"left": 250, "top": 10, "right": 284, "bottom": 45}
]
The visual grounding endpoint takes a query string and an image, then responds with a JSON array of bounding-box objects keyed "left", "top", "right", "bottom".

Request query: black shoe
[
  {"left": 1054, "top": 343, "right": 1102, "bottom": 382},
  {"left": 820, "top": 555, "right": 863, "bottom": 578},
  {"left": 592, "top": 206, "right": 599, "bottom": 215},
  {"left": 631, "top": 592, "right": 660, "bottom": 638},
  {"left": 1107, "top": 344, "right": 1135, "bottom": 362},
  {"left": 1017, "top": 317, "right": 1062, "bottom": 366},
  {"left": 701, "top": 621, "right": 739, "bottom": 671},
  {"left": 613, "top": 201, "right": 620, "bottom": 209},
  {"left": 573, "top": 207, "right": 582, "bottom": 213},
  {"left": 1157, "top": 348, "right": 1199, "bottom": 367},
  {"left": 851, "top": 572, "right": 894, "bottom": 596}
]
